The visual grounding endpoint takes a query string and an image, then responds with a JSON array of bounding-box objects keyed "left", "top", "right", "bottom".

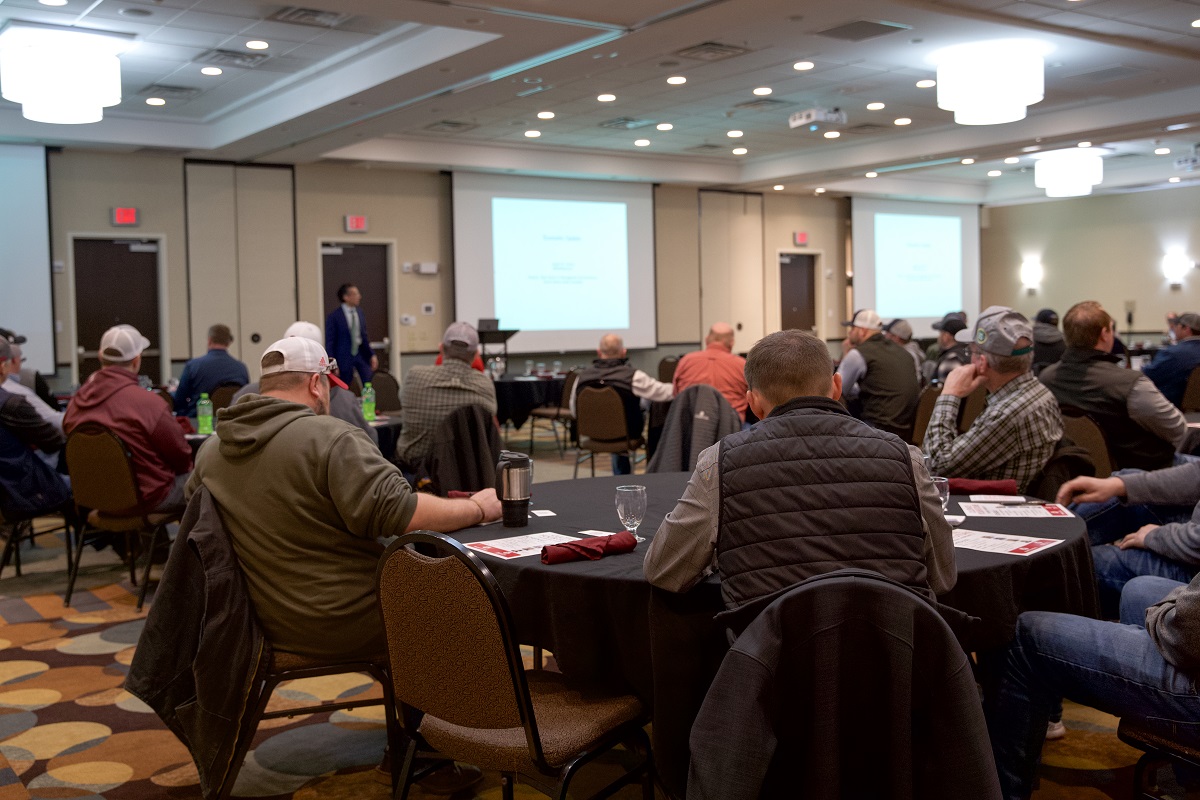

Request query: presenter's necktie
[{"left": 349, "top": 310, "right": 360, "bottom": 357}]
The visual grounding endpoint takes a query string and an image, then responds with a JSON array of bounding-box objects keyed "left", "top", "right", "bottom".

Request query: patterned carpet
[{"left": 0, "top": 531, "right": 1193, "bottom": 799}]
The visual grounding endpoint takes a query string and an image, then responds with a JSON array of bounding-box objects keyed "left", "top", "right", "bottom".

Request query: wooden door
[
  {"left": 73, "top": 238, "right": 161, "bottom": 383},
  {"left": 780, "top": 253, "right": 817, "bottom": 332},
  {"left": 322, "top": 243, "right": 389, "bottom": 355}
]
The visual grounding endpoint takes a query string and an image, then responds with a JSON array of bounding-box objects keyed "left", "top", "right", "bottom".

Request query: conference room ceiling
[{"left": 1, "top": 0, "right": 1199, "bottom": 203}]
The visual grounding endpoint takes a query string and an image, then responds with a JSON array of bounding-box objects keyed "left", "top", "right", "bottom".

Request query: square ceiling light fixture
[
  {"left": 931, "top": 39, "right": 1051, "bottom": 126},
  {"left": 0, "top": 22, "right": 135, "bottom": 124}
]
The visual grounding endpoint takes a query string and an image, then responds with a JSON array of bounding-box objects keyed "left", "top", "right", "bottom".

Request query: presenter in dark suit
[{"left": 325, "top": 284, "right": 377, "bottom": 387}]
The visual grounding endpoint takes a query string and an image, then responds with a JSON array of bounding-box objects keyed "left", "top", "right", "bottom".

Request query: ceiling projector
[{"left": 789, "top": 107, "right": 848, "bottom": 130}]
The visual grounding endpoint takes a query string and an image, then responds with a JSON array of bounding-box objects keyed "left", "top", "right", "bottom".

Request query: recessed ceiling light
[
  {"left": 916, "top": 79, "right": 936, "bottom": 89},
  {"left": 667, "top": 76, "right": 686, "bottom": 85},
  {"left": 987, "top": 170, "right": 1002, "bottom": 177},
  {"left": 597, "top": 93, "right": 616, "bottom": 102},
  {"left": 793, "top": 61, "right": 815, "bottom": 71},
  {"left": 38, "top": 0, "right": 68, "bottom": 6},
  {"left": 537, "top": 111, "right": 555, "bottom": 120},
  {"left": 961, "top": 158, "right": 975, "bottom": 165},
  {"left": 1077, "top": 141, "right": 1092, "bottom": 148},
  {"left": 634, "top": 139, "right": 650, "bottom": 147},
  {"left": 1192, "top": 19, "right": 1200, "bottom": 27},
  {"left": 866, "top": 102, "right": 885, "bottom": 110},
  {"left": 727, "top": 130, "right": 743, "bottom": 138},
  {"left": 824, "top": 131, "right": 841, "bottom": 139},
  {"left": 246, "top": 40, "right": 269, "bottom": 50},
  {"left": 815, "top": 187, "right": 826, "bottom": 194},
  {"left": 201, "top": 67, "right": 223, "bottom": 76},
  {"left": 773, "top": 185, "right": 784, "bottom": 191},
  {"left": 524, "top": 130, "right": 541, "bottom": 137},
  {"left": 1169, "top": 176, "right": 1182, "bottom": 183},
  {"left": 894, "top": 117, "right": 912, "bottom": 125},
  {"left": 146, "top": 97, "right": 166, "bottom": 106},
  {"left": 732, "top": 147, "right": 748, "bottom": 155},
  {"left": 1004, "top": 157, "right": 1020, "bottom": 164},
  {"left": 753, "top": 87, "right": 772, "bottom": 96},
  {"left": 1155, "top": 146, "right": 1171, "bottom": 155},
  {"left": 865, "top": 171, "right": 878, "bottom": 178},
  {"left": 656, "top": 123, "right": 673, "bottom": 131}
]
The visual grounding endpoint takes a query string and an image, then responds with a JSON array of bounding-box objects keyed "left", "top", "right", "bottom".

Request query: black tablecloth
[
  {"left": 493, "top": 376, "right": 564, "bottom": 430},
  {"left": 455, "top": 474, "right": 1097, "bottom": 797}
]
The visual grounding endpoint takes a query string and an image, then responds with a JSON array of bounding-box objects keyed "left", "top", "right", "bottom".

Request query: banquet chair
[
  {"left": 657, "top": 356, "right": 679, "bottom": 384},
  {"left": 1059, "top": 406, "right": 1114, "bottom": 479},
  {"left": 957, "top": 385, "right": 988, "bottom": 433},
  {"left": 64, "top": 422, "right": 181, "bottom": 609},
  {"left": 910, "top": 384, "right": 942, "bottom": 446},
  {"left": 376, "top": 532, "right": 654, "bottom": 800},
  {"left": 574, "top": 386, "right": 644, "bottom": 478},
  {"left": 1182, "top": 367, "right": 1200, "bottom": 413},
  {"left": 371, "top": 369, "right": 402, "bottom": 412},
  {"left": 0, "top": 504, "right": 76, "bottom": 581},
  {"left": 528, "top": 370, "right": 577, "bottom": 457},
  {"left": 1117, "top": 716, "right": 1200, "bottom": 800},
  {"left": 209, "top": 382, "right": 243, "bottom": 411}
]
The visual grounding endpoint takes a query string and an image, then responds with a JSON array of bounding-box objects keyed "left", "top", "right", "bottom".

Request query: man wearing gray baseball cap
[
  {"left": 923, "top": 306, "right": 1062, "bottom": 493},
  {"left": 837, "top": 308, "right": 920, "bottom": 438}
]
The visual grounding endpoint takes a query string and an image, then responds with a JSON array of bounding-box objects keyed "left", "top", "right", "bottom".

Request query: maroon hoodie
[{"left": 65, "top": 367, "right": 192, "bottom": 515}]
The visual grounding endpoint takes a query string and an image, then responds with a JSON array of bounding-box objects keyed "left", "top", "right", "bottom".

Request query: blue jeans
[
  {"left": 989, "top": 576, "right": 1200, "bottom": 800},
  {"left": 1093, "top": 545, "right": 1200, "bottom": 616},
  {"left": 1074, "top": 469, "right": 1195, "bottom": 547},
  {"left": 611, "top": 455, "right": 632, "bottom": 475}
]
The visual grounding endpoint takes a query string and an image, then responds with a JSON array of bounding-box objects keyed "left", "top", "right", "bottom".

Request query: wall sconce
[
  {"left": 1162, "top": 250, "right": 1194, "bottom": 289},
  {"left": 1020, "top": 258, "right": 1043, "bottom": 294}
]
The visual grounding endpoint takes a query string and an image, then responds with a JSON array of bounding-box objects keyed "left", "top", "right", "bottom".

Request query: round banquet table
[
  {"left": 493, "top": 375, "right": 564, "bottom": 430},
  {"left": 453, "top": 473, "right": 1098, "bottom": 797}
]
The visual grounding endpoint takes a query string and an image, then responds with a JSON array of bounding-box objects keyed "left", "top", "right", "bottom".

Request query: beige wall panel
[
  {"left": 981, "top": 186, "right": 1200, "bottom": 330},
  {"left": 294, "top": 165, "right": 452, "bottom": 370},
  {"left": 185, "top": 164, "right": 240, "bottom": 358},
  {"left": 235, "top": 166, "right": 297, "bottom": 379},
  {"left": 48, "top": 151, "right": 187, "bottom": 365},
  {"left": 699, "top": 191, "right": 765, "bottom": 348},
  {"left": 762, "top": 195, "right": 849, "bottom": 341},
  {"left": 654, "top": 185, "right": 701, "bottom": 344}
]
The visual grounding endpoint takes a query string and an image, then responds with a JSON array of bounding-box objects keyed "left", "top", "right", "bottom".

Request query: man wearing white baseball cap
[
  {"left": 65, "top": 324, "right": 192, "bottom": 515},
  {"left": 187, "top": 336, "right": 501, "bottom": 664},
  {"left": 837, "top": 308, "right": 920, "bottom": 438}
]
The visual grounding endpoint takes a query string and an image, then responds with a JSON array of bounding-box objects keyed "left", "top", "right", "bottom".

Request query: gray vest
[{"left": 717, "top": 396, "right": 928, "bottom": 609}]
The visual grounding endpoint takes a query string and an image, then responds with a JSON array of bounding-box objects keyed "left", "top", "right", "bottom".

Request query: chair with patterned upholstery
[
  {"left": 376, "top": 531, "right": 654, "bottom": 800},
  {"left": 528, "top": 370, "right": 577, "bottom": 458},
  {"left": 573, "top": 386, "right": 643, "bottom": 478}
]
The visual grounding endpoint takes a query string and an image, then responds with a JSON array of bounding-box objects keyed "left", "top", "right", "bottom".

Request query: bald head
[
  {"left": 706, "top": 323, "right": 735, "bottom": 351},
  {"left": 598, "top": 334, "right": 626, "bottom": 358}
]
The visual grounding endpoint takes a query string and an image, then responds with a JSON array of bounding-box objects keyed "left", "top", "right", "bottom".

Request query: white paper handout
[
  {"left": 530, "top": 510, "right": 556, "bottom": 517},
  {"left": 465, "top": 532, "right": 578, "bottom": 560},
  {"left": 953, "top": 529, "right": 1063, "bottom": 556},
  {"left": 959, "top": 503, "right": 1073, "bottom": 518}
]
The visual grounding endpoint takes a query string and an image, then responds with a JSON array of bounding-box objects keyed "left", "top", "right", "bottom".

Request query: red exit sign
[
  {"left": 344, "top": 214, "right": 368, "bottom": 233},
  {"left": 111, "top": 207, "right": 139, "bottom": 227}
]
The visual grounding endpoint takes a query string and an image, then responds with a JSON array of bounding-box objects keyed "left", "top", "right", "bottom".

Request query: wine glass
[
  {"left": 932, "top": 477, "right": 950, "bottom": 513},
  {"left": 616, "top": 485, "right": 647, "bottom": 542}
]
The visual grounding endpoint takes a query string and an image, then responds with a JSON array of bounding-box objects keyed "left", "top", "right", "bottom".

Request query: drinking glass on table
[
  {"left": 616, "top": 485, "right": 647, "bottom": 543},
  {"left": 932, "top": 477, "right": 950, "bottom": 512}
]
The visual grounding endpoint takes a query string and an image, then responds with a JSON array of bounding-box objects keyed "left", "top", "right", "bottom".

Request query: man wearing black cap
[
  {"left": 837, "top": 309, "right": 920, "bottom": 438},
  {"left": 1143, "top": 311, "right": 1200, "bottom": 409},
  {"left": 1032, "top": 308, "right": 1065, "bottom": 373},
  {"left": 926, "top": 311, "right": 971, "bottom": 385}
]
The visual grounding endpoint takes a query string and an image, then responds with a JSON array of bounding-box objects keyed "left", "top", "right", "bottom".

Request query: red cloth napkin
[
  {"left": 541, "top": 531, "right": 637, "bottom": 564},
  {"left": 947, "top": 478, "right": 1019, "bottom": 495},
  {"left": 447, "top": 491, "right": 472, "bottom": 499}
]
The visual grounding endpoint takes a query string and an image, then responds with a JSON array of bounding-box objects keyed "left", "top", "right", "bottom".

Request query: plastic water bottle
[
  {"left": 362, "top": 382, "right": 376, "bottom": 421},
  {"left": 197, "top": 393, "right": 214, "bottom": 435}
]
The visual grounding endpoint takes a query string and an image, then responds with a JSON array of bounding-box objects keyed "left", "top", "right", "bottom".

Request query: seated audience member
[
  {"left": 990, "top": 574, "right": 1200, "bottom": 800},
  {"left": 173, "top": 324, "right": 250, "bottom": 418},
  {"left": 883, "top": 318, "right": 925, "bottom": 383},
  {"left": 64, "top": 325, "right": 192, "bottom": 515},
  {"left": 187, "top": 337, "right": 497, "bottom": 794},
  {"left": 395, "top": 322, "right": 496, "bottom": 468},
  {"left": 927, "top": 311, "right": 971, "bottom": 384},
  {"left": 924, "top": 307, "right": 1061, "bottom": 493},
  {"left": 672, "top": 322, "right": 748, "bottom": 421},
  {"left": 1142, "top": 311, "right": 1200, "bottom": 409},
  {"left": 1058, "top": 465, "right": 1200, "bottom": 612},
  {"left": 0, "top": 327, "right": 57, "bottom": 409},
  {"left": 571, "top": 333, "right": 674, "bottom": 475},
  {"left": 232, "top": 322, "right": 376, "bottom": 444},
  {"left": 837, "top": 309, "right": 920, "bottom": 438},
  {"left": 0, "top": 337, "right": 69, "bottom": 514},
  {"left": 1040, "top": 301, "right": 1188, "bottom": 471},
  {"left": 1031, "top": 308, "right": 1066, "bottom": 373},
  {"left": 644, "top": 329, "right": 955, "bottom": 608},
  {"left": 3, "top": 342, "right": 62, "bottom": 434}
]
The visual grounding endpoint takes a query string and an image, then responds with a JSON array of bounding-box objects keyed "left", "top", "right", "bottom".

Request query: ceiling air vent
[
  {"left": 734, "top": 98, "right": 789, "bottom": 112},
  {"left": 1066, "top": 65, "right": 1152, "bottom": 84},
  {"left": 424, "top": 120, "right": 477, "bottom": 133},
  {"left": 814, "top": 19, "right": 910, "bottom": 41},
  {"left": 140, "top": 84, "right": 200, "bottom": 99},
  {"left": 599, "top": 117, "right": 655, "bottom": 130},
  {"left": 199, "top": 49, "right": 271, "bottom": 68},
  {"left": 686, "top": 143, "right": 726, "bottom": 154},
  {"left": 673, "top": 42, "right": 749, "bottom": 62},
  {"left": 844, "top": 123, "right": 888, "bottom": 135},
  {"left": 269, "top": 7, "right": 352, "bottom": 28}
]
